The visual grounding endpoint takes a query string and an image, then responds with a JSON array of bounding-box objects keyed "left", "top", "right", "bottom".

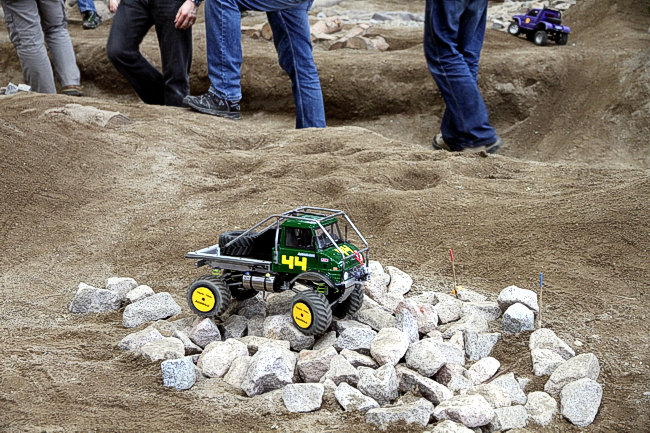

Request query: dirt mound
[{"left": 0, "top": 0, "right": 649, "bottom": 431}]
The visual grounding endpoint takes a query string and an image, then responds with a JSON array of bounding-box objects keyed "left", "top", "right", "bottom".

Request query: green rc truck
[{"left": 185, "top": 207, "right": 370, "bottom": 336}]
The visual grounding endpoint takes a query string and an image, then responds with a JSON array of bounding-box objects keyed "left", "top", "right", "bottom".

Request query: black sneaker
[
  {"left": 183, "top": 92, "right": 241, "bottom": 120},
  {"left": 82, "top": 11, "right": 102, "bottom": 30}
]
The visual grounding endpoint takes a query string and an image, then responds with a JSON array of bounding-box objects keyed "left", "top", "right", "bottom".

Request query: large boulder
[
  {"left": 237, "top": 293, "right": 267, "bottom": 319},
  {"left": 439, "top": 313, "right": 488, "bottom": 339},
  {"left": 172, "top": 329, "right": 202, "bottom": 355},
  {"left": 334, "top": 326, "right": 377, "bottom": 355},
  {"left": 161, "top": 356, "right": 196, "bottom": 390},
  {"left": 525, "top": 391, "right": 558, "bottom": 426},
  {"left": 189, "top": 317, "right": 222, "bottom": 348},
  {"left": 395, "top": 365, "right": 453, "bottom": 405},
  {"left": 502, "top": 303, "right": 535, "bottom": 334},
  {"left": 221, "top": 314, "right": 248, "bottom": 339},
  {"left": 354, "top": 307, "right": 395, "bottom": 331},
  {"left": 320, "top": 354, "right": 360, "bottom": 386},
  {"left": 435, "top": 297, "right": 464, "bottom": 324},
  {"left": 431, "top": 420, "right": 475, "bottom": 433},
  {"left": 122, "top": 292, "right": 182, "bottom": 328},
  {"left": 464, "top": 331, "right": 500, "bottom": 361},
  {"left": 394, "top": 308, "right": 419, "bottom": 343},
  {"left": 296, "top": 346, "right": 338, "bottom": 383},
  {"left": 241, "top": 345, "right": 297, "bottom": 397},
  {"left": 497, "top": 285, "right": 539, "bottom": 313},
  {"left": 362, "top": 260, "right": 390, "bottom": 302},
  {"left": 491, "top": 372, "right": 527, "bottom": 405},
  {"left": 466, "top": 357, "right": 500, "bottom": 385},
  {"left": 140, "top": 336, "right": 185, "bottom": 362},
  {"left": 282, "top": 383, "right": 324, "bottom": 413},
  {"left": 466, "top": 383, "right": 512, "bottom": 409},
  {"left": 357, "top": 364, "right": 399, "bottom": 406},
  {"left": 125, "top": 285, "right": 155, "bottom": 304},
  {"left": 544, "top": 353, "right": 600, "bottom": 396},
  {"left": 238, "top": 335, "right": 290, "bottom": 354},
  {"left": 396, "top": 300, "right": 438, "bottom": 334},
  {"left": 340, "top": 348, "right": 378, "bottom": 368},
  {"left": 529, "top": 328, "right": 575, "bottom": 360},
  {"left": 531, "top": 348, "right": 565, "bottom": 376},
  {"left": 263, "top": 315, "right": 314, "bottom": 351},
  {"left": 105, "top": 277, "right": 138, "bottom": 300},
  {"left": 404, "top": 339, "right": 446, "bottom": 377},
  {"left": 313, "top": 330, "right": 337, "bottom": 350},
  {"left": 223, "top": 355, "right": 251, "bottom": 389},
  {"left": 197, "top": 338, "right": 248, "bottom": 378},
  {"left": 365, "top": 398, "right": 433, "bottom": 431},
  {"left": 433, "top": 394, "right": 495, "bottom": 428},
  {"left": 69, "top": 282, "right": 122, "bottom": 313},
  {"left": 461, "top": 301, "right": 501, "bottom": 322},
  {"left": 118, "top": 326, "right": 164, "bottom": 351},
  {"left": 486, "top": 405, "right": 528, "bottom": 432},
  {"left": 335, "top": 319, "right": 371, "bottom": 334},
  {"left": 385, "top": 266, "right": 412, "bottom": 296},
  {"left": 370, "top": 328, "right": 410, "bottom": 366},
  {"left": 560, "top": 378, "right": 602, "bottom": 427},
  {"left": 456, "top": 289, "right": 487, "bottom": 303},
  {"left": 335, "top": 382, "right": 379, "bottom": 412}
]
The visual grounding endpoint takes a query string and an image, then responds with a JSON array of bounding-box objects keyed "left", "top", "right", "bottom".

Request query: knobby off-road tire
[
  {"left": 534, "top": 30, "right": 548, "bottom": 46},
  {"left": 332, "top": 284, "right": 364, "bottom": 319},
  {"left": 556, "top": 33, "right": 568, "bottom": 45},
  {"left": 187, "top": 274, "right": 232, "bottom": 317},
  {"left": 291, "top": 291, "right": 332, "bottom": 336},
  {"left": 219, "top": 230, "right": 257, "bottom": 256},
  {"left": 508, "top": 21, "right": 520, "bottom": 36}
]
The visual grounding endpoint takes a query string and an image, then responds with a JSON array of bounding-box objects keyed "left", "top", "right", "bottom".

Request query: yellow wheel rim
[
  {"left": 292, "top": 302, "right": 312, "bottom": 329},
  {"left": 191, "top": 286, "right": 216, "bottom": 312}
]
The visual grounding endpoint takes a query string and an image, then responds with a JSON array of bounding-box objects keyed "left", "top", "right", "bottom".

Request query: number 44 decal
[{"left": 282, "top": 255, "right": 307, "bottom": 271}]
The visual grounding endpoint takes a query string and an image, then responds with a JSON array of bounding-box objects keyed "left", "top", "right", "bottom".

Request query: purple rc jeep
[{"left": 508, "top": 7, "right": 570, "bottom": 46}]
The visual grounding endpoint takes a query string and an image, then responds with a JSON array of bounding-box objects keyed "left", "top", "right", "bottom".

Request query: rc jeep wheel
[
  {"left": 332, "top": 284, "right": 364, "bottom": 319},
  {"left": 507, "top": 22, "right": 520, "bottom": 35},
  {"left": 556, "top": 33, "right": 568, "bottom": 45},
  {"left": 219, "top": 230, "right": 257, "bottom": 256},
  {"left": 534, "top": 30, "right": 548, "bottom": 46},
  {"left": 187, "top": 274, "right": 232, "bottom": 317},
  {"left": 291, "top": 291, "right": 332, "bottom": 336}
]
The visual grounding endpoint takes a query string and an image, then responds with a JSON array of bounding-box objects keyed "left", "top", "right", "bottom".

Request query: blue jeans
[
  {"left": 77, "top": 0, "right": 96, "bottom": 13},
  {"left": 205, "top": 0, "right": 325, "bottom": 128},
  {"left": 424, "top": 0, "right": 498, "bottom": 149}
]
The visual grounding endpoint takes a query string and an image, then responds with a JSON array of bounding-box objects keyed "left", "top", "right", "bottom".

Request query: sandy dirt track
[{"left": 0, "top": 0, "right": 649, "bottom": 431}]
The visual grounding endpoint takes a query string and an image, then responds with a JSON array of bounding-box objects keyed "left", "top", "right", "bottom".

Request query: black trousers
[{"left": 106, "top": 0, "right": 192, "bottom": 106}]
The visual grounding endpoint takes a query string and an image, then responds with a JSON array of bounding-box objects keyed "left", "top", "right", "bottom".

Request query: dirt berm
[{"left": 0, "top": 0, "right": 648, "bottom": 431}]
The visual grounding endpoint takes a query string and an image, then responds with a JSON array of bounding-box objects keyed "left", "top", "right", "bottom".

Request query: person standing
[
  {"left": 425, "top": 0, "right": 502, "bottom": 153},
  {"left": 106, "top": 0, "right": 198, "bottom": 107},
  {"left": 183, "top": 0, "right": 325, "bottom": 129},
  {"left": 1, "top": 0, "right": 83, "bottom": 95},
  {"left": 76, "top": 0, "right": 102, "bottom": 29}
]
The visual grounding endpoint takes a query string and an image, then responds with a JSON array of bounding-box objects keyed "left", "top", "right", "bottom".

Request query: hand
[
  {"left": 175, "top": 0, "right": 199, "bottom": 30},
  {"left": 108, "top": 0, "right": 119, "bottom": 13}
]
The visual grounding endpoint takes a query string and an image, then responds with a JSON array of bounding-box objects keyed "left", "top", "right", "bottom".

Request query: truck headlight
[{"left": 343, "top": 271, "right": 349, "bottom": 280}]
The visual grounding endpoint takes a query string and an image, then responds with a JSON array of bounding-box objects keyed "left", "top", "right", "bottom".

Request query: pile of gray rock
[
  {"left": 70, "top": 263, "right": 602, "bottom": 430},
  {"left": 488, "top": 0, "right": 577, "bottom": 31}
]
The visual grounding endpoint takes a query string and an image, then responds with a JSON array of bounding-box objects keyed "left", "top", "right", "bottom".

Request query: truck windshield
[{"left": 314, "top": 222, "right": 342, "bottom": 249}]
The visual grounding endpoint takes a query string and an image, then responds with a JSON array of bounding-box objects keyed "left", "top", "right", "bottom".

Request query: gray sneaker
[{"left": 432, "top": 134, "right": 502, "bottom": 154}]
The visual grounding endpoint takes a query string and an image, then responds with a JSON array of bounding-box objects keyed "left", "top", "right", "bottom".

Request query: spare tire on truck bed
[{"left": 219, "top": 230, "right": 257, "bottom": 256}]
